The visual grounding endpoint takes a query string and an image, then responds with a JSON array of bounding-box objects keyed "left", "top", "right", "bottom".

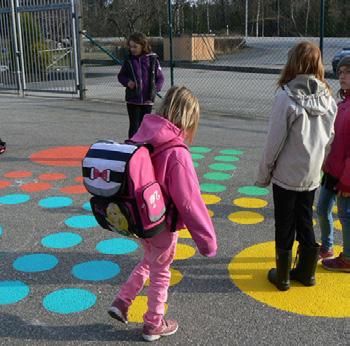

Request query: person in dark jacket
[{"left": 118, "top": 32, "right": 164, "bottom": 138}]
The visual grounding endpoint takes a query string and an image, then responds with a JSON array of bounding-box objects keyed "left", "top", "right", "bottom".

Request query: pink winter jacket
[
  {"left": 323, "top": 93, "right": 350, "bottom": 193},
  {"left": 131, "top": 114, "right": 217, "bottom": 257}
]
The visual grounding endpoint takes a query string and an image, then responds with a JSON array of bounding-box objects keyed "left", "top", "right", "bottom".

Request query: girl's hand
[
  {"left": 338, "top": 191, "right": 350, "bottom": 198},
  {"left": 127, "top": 81, "right": 136, "bottom": 89}
]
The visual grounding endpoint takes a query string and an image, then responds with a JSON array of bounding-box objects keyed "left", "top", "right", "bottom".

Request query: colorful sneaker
[
  {"left": 107, "top": 298, "right": 129, "bottom": 324},
  {"left": 142, "top": 319, "right": 178, "bottom": 342},
  {"left": 318, "top": 246, "right": 334, "bottom": 260},
  {"left": 322, "top": 253, "right": 350, "bottom": 273}
]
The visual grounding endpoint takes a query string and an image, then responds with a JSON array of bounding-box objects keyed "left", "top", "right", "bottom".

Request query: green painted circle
[
  {"left": 204, "top": 172, "right": 232, "bottom": 181},
  {"left": 209, "top": 163, "right": 236, "bottom": 171},
  {"left": 191, "top": 153, "right": 205, "bottom": 160},
  {"left": 238, "top": 186, "right": 269, "bottom": 196},
  {"left": 214, "top": 155, "right": 240, "bottom": 162},
  {"left": 193, "top": 161, "right": 199, "bottom": 168},
  {"left": 200, "top": 183, "right": 226, "bottom": 193},
  {"left": 190, "top": 146, "right": 212, "bottom": 153},
  {"left": 219, "top": 149, "right": 244, "bottom": 155}
]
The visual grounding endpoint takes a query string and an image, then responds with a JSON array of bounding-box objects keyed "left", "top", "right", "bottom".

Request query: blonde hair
[
  {"left": 278, "top": 41, "right": 331, "bottom": 91},
  {"left": 158, "top": 86, "right": 200, "bottom": 143}
]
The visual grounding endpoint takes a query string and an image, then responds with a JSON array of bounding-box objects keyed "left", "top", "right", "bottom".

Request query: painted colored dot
[
  {"left": 30, "top": 146, "right": 89, "bottom": 167},
  {"left": 219, "top": 149, "right": 244, "bottom": 155},
  {"left": 228, "top": 242, "right": 349, "bottom": 318},
  {"left": 65, "top": 215, "right": 98, "bottom": 229},
  {"left": 174, "top": 243, "right": 196, "bottom": 260},
  {"left": 190, "top": 146, "right": 212, "bottom": 153},
  {"left": 43, "top": 288, "right": 96, "bottom": 314},
  {"left": 60, "top": 185, "right": 87, "bottom": 194},
  {"left": 214, "top": 155, "right": 240, "bottom": 162},
  {"left": 178, "top": 228, "right": 192, "bottom": 239},
  {"left": 334, "top": 220, "right": 342, "bottom": 231},
  {"left": 0, "top": 194, "right": 30, "bottom": 205},
  {"left": 200, "top": 183, "right": 226, "bottom": 193},
  {"left": 201, "top": 194, "right": 221, "bottom": 205},
  {"left": 0, "top": 226, "right": 2, "bottom": 237},
  {"left": 38, "top": 173, "right": 67, "bottom": 181},
  {"left": 204, "top": 172, "right": 232, "bottom": 181},
  {"left": 209, "top": 163, "right": 236, "bottom": 171},
  {"left": 0, "top": 181, "right": 11, "bottom": 189},
  {"left": 193, "top": 161, "right": 199, "bottom": 168},
  {"left": 96, "top": 238, "right": 139, "bottom": 255},
  {"left": 228, "top": 211, "right": 264, "bottom": 225},
  {"left": 238, "top": 186, "right": 269, "bottom": 196},
  {"left": 145, "top": 268, "right": 183, "bottom": 287},
  {"left": 233, "top": 198, "right": 268, "bottom": 209},
  {"left": 75, "top": 176, "right": 84, "bottom": 183},
  {"left": 4, "top": 171, "right": 32, "bottom": 178},
  {"left": 313, "top": 219, "right": 317, "bottom": 226},
  {"left": 191, "top": 153, "right": 205, "bottom": 160},
  {"left": 20, "top": 182, "right": 52, "bottom": 193},
  {"left": 13, "top": 254, "right": 58, "bottom": 273},
  {"left": 82, "top": 202, "right": 92, "bottom": 211},
  {"left": 208, "top": 209, "right": 214, "bottom": 217},
  {"left": 41, "top": 232, "right": 82, "bottom": 249},
  {"left": 332, "top": 206, "right": 338, "bottom": 214},
  {"left": 39, "top": 196, "right": 73, "bottom": 209},
  {"left": 0, "top": 280, "right": 30, "bottom": 305},
  {"left": 72, "top": 260, "right": 120, "bottom": 281},
  {"left": 128, "top": 296, "right": 168, "bottom": 323}
]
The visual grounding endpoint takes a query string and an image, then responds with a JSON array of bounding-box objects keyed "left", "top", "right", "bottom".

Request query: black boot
[
  {"left": 268, "top": 248, "right": 292, "bottom": 291},
  {"left": 290, "top": 244, "right": 320, "bottom": 286}
]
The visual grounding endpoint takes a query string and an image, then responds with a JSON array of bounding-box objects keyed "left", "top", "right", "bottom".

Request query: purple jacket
[
  {"left": 118, "top": 53, "right": 164, "bottom": 105},
  {"left": 131, "top": 114, "right": 217, "bottom": 257}
]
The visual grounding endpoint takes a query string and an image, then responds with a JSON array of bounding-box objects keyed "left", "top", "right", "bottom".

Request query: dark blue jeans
[{"left": 127, "top": 104, "right": 152, "bottom": 139}]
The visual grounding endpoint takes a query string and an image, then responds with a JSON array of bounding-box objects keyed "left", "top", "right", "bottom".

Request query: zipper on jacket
[{"left": 139, "top": 56, "right": 143, "bottom": 104}]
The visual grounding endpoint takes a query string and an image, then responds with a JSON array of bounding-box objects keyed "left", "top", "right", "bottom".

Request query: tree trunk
[{"left": 256, "top": 0, "right": 261, "bottom": 37}]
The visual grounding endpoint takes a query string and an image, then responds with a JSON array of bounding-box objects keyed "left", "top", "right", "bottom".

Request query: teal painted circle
[
  {"left": 193, "top": 161, "right": 199, "bottom": 168},
  {"left": 0, "top": 280, "right": 30, "bottom": 304},
  {"left": 65, "top": 215, "right": 97, "bottom": 229},
  {"left": 204, "top": 172, "right": 232, "bottom": 181},
  {"left": 238, "top": 186, "right": 270, "bottom": 196},
  {"left": 41, "top": 232, "right": 82, "bottom": 249},
  {"left": 0, "top": 226, "right": 2, "bottom": 237},
  {"left": 214, "top": 155, "right": 239, "bottom": 162},
  {"left": 209, "top": 163, "right": 236, "bottom": 171},
  {"left": 219, "top": 149, "right": 244, "bottom": 155},
  {"left": 200, "top": 183, "right": 226, "bottom": 193},
  {"left": 191, "top": 153, "right": 205, "bottom": 160},
  {"left": 82, "top": 202, "right": 92, "bottom": 211},
  {"left": 43, "top": 288, "right": 96, "bottom": 314},
  {"left": 72, "top": 260, "right": 120, "bottom": 281},
  {"left": 190, "top": 146, "right": 212, "bottom": 153},
  {"left": 13, "top": 254, "right": 58, "bottom": 273},
  {"left": 0, "top": 194, "right": 30, "bottom": 205},
  {"left": 96, "top": 238, "right": 139, "bottom": 255},
  {"left": 38, "top": 196, "right": 73, "bottom": 209}
]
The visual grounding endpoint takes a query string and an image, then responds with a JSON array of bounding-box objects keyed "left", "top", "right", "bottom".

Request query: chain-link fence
[{"left": 81, "top": 0, "right": 349, "bottom": 118}]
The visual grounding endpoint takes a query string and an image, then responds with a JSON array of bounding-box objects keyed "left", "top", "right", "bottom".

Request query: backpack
[{"left": 82, "top": 140, "right": 179, "bottom": 239}]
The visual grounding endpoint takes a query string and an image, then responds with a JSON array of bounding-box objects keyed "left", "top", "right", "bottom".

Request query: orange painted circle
[
  {"left": 74, "top": 176, "right": 84, "bottom": 183},
  {"left": 38, "top": 173, "right": 67, "bottom": 181},
  {"left": 60, "top": 185, "right": 87, "bottom": 194},
  {"left": 20, "top": 182, "right": 52, "bottom": 193},
  {"left": 0, "top": 181, "right": 11, "bottom": 189},
  {"left": 4, "top": 171, "right": 32, "bottom": 178},
  {"left": 30, "top": 146, "right": 89, "bottom": 167}
]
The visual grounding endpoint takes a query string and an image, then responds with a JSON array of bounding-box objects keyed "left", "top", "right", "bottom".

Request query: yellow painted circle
[
  {"left": 228, "top": 241, "right": 350, "bottom": 317},
  {"left": 334, "top": 220, "right": 342, "bottom": 231},
  {"left": 233, "top": 197, "right": 268, "bottom": 209},
  {"left": 145, "top": 267, "right": 184, "bottom": 287},
  {"left": 332, "top": 206, "right": 338, "bottom": 214},
  {"left": 174, "top": 243, "right": 196, "bottom": 260},
  {"left": 178, "top": 228, "right": 192, "bottom": 239},
  {"left": 128, "top": 296, "right": 168, "bottom": 323},
  {"left": 208, "top": 209, "right": 214, "bottom": 217},
  {"left": 228, "top": 211, "right": 264, "bottom": 225},
  {"left": 313, "top": 219, "right": 317, "bottom": 226},
  {"left": 201, "top": 194, "right": 221, "bottom": 205}
]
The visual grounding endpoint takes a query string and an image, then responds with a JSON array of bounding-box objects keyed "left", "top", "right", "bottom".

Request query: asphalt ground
[{"left": 0, "top": 94, "right": 349, "bottom": 345}]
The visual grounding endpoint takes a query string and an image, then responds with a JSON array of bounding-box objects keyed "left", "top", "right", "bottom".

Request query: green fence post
[
  {"left": 319, "top": 0, "right": 325, "bottom": 57},
  {"left": 167, "top": 0, "right": 174, "bottom": 86}
]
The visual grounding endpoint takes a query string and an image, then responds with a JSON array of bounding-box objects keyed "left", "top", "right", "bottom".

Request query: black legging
[{"left": 126, "top": 104, "right": 153, "bottom": 139}]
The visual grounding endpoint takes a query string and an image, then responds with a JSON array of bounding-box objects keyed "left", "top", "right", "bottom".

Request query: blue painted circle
[
  {"left": 96, "top": 238, "right": 139, "bottom": 255},
  {"left": 13, "top": 254, "right": 59, "bottom": 273},
  {"left": 38, "top": 196, "right": 73, "bottom": 209},
  {"left": 72, "top": 260, "right": 120, "bottom": 281},
  {"left": 64, "top": 215, "right": 97, "bottom": 229},
  {"left": 43, "top": 288, "right": 96, "bottom": 314},
  {"left": 0, "top": 280, "right": 30, "bottom": 304},
  {"left": 82, "top": 202, "right": 92, "bottom": 211},
  {"left": 0, "top": 194, "right": 30, "bottom": 205},
  {"left": 41, "top": 232, "right": 82, "bottom": 249}
]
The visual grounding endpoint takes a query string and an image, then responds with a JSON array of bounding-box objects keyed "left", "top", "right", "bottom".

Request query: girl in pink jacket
[{"left": 108, "top": 86, "right": 217, "bottom": 341}]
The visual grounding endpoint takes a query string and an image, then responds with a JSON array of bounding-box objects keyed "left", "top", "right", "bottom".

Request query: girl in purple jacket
[
  {"left": 118, "top": 32, "right": 164, "bottom": 138},
  {"left": 108, "top": 86, "right": 217, "bottom": 342}
]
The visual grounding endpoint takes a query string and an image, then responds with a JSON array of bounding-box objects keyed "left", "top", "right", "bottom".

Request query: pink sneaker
[
  {"left": 142, "top": 319, "right": 178, "bottom": 342},
  {"left": 107, "top": 298, "right": 129, "bottom": 324},
  {"left": 318, "top": 246, "right": 334, "bottom": 260},
  {"left": 322, "top": 253, "right": 350, "bottom": 273}
]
